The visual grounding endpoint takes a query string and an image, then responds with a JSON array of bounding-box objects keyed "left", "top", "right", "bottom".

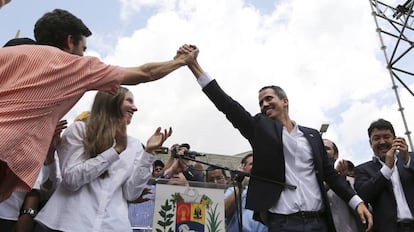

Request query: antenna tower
[{"left": 369, "top": 0, "right": 414, "bottom": 150}]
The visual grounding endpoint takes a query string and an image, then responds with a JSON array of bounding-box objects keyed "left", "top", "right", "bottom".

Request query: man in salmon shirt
[{"left": 0, "top": 9, "right": 198, "bottom": 202}]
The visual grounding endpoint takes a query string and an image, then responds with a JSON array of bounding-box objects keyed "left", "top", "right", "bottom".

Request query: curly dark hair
[{"left": 34, "top": 9, "right": 92, "bottom": 50}]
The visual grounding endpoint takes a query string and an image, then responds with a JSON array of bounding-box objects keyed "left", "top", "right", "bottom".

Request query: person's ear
[{"left": 64, "top": 35, "right": 74, "bottom": 52}]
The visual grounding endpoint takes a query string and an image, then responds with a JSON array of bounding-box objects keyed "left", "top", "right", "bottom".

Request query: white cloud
[
  {"left": 66, "top": 0, "right": 414, "bottom": 163},
  {"left": 118, "top": 0, "right": 176, "bottom": 21}
]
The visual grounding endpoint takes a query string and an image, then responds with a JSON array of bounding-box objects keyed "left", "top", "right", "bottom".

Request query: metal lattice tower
[{"left": 369, "top": 0, "right": 414, "bottom": 150}]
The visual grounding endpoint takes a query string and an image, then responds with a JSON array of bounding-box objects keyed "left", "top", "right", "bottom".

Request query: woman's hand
[{"left": 145, "top": 127, "right": 172, "bottom": 154}]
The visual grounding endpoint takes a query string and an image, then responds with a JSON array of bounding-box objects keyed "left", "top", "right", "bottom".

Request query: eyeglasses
[{"left": 154, "top": 167, "right": 163, "bottom": 172}]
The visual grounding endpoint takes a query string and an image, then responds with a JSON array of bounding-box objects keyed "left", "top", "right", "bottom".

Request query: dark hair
[
  {"left": 367, "top": 118, "right": 395, "bottom": 138},
  {"left": 153, "top": 160, "right": 165, "bottom": 168},
  {"left": 259, "top": 85, "right": 288, "bottom": 100},
  {"left": 346, "top": 160, "right": 355, "bottom": 172},
  {"left": 205, "top": 166, "right": 227, "bottom": 180},
  {"left": 331, "top": 141, "right": 339, "bottom": 156},
  {"left": 3, "top": 37, "right": 36, "bottom": 47},
  {"left": 324, "top": 139, "right": 339, "bottom": 156},
  {"left": 34, "top": 9, "right": 92, "bottom": 50},
  {"left": 241, "top": 153, "right": 253, "bottom": 165}
]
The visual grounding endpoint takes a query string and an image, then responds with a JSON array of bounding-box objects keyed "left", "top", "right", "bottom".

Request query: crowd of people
[{"left": 0, "top": 4, "right": 413, "bottom": 232}]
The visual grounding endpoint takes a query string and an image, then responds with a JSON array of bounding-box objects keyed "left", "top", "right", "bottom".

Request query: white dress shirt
[
  {"left": 35, "top": 121, "right": 154, "bottom": 232},
  {"left": 197, "top": 72, "right": 361, "bottom": 214},
  {"left": 269, "top": 123, "right": 323, "bottom": 214},
  {"left": 379, "top": 155, "right": 414, "bottom": 221}
]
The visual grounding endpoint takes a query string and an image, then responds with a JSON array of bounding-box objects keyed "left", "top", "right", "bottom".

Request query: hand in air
[
  {"left": 145, "top": 127, "right": 172, "bottom": 154},
  {"left": 174, "top": 44, "right": 199, "bottom": 65}
]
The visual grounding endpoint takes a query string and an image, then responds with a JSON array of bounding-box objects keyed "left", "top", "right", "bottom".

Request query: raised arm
[
  {"left": 122, "top": 127, "right": 172, "bottom": 201},
  {"left": 180, "top": 45, "right": 203, "bottom": 79},
  {"left": 122, "top": 44, "right": 199, "bottom": 85}
]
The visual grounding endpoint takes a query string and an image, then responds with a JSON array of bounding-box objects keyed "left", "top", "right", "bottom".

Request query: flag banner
[{"left": 153, "top": 183, "right": 225, "bottom": 232}]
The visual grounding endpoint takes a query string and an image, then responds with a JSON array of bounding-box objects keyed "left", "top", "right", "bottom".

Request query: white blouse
[{"left": 35, "top": 121, "right": 153, "bottom": 232}]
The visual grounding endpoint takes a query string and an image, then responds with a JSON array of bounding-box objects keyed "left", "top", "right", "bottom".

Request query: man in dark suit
[
  {"left": 354, "top": 118, "right": 414, "bottom": 232},
  {"left": 179, "top": 45, "right": 372, "bottom": 232}
]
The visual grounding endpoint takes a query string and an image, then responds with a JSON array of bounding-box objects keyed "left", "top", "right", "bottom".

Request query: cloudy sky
[{"left": 1, "top": 0, "right": 413, "bottom": 165}]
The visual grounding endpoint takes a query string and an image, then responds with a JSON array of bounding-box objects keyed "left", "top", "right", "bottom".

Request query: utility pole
[{"left": 368, "top": 0, "right": 414, "bottom": 150}]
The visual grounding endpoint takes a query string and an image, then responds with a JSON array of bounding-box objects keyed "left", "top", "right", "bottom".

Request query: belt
[
  {"left": 398, "top": 219, "right": 414, "bottom": 228},
  {"left": 269, "top": 211, "right": 325, "bottom": 220}
]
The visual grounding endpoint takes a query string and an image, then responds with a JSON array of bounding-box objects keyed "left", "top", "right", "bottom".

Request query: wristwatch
[{"left": 20, "top": 208, "right": 37, "bottom": 218}]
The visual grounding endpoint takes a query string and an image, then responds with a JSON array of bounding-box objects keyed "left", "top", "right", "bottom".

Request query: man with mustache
[{"left": 355, "top": 118, "right": 414, "bottom": 232}]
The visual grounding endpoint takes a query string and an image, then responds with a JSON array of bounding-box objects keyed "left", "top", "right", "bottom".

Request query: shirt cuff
[
  {"left": 348, "top": 195, "right": 363, "bottom": 210},
  {"left": 197, "top": 72, "right": 213, "bottom": 88},
  {"left": 380, "top": 165, "right": 393, "bottom": 180},
  {"left": 142, "top": 151, "right": 155, "bottom": 166}
]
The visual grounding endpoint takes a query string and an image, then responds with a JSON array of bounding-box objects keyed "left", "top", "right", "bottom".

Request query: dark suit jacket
[
  {"left": 203, "top": 80, "right": 357, "bottom": 231},
  {"left": 354, "top": 153, "right": 414, "bottom": 232}
]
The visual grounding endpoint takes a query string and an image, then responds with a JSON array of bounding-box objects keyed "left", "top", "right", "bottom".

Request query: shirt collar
[{"left": 373, "top": 154, "right": 397, "bottom": 166}]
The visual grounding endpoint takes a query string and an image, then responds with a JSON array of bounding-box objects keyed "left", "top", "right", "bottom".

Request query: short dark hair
[
  {"left": 241, "top": 153, "right": 253, "bottom": 165},
  {"left": 259, "top": 85, "right": 288, "bottom": 100},
  {"left": 153, "top": 160, "right": 164, "bottom": 168},
  {"left": 3, "top": 37, "right": 36, "bottom": 47},
  {"left": 34, "top": 9, "right": 92, "bottom": 50},
  {"left": 205, "top": 166, "right": 227, "bottom": 179},
  {"left": 368, "top": 118, "right": 395, "bottom": 138},
  {"left": 346, "top": 160, "right": 355, "bottom": 172}
]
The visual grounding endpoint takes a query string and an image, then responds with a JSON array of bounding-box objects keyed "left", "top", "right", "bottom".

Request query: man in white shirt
[
  {"left": 355, "top": 118, "right": 414, "bottom": 232},
  {"left": 324, "top": 139, "right": 362, "bottom": 232},
  {"left": 178, "top": 44, "right": 373, "bottom": 232}
]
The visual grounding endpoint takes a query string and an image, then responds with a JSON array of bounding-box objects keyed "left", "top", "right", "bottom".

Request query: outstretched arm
[
  {"left": 122, "top": 44, "right": 199, "bottom": 85},
  {"left": 180, "top": 44, "right": 256, "bottom": 140}
]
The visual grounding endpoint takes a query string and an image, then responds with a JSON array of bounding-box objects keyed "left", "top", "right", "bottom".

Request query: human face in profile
[
  {"left": 241, "top": 156, "right": 253, "bottom": 174},
  {"left": 120, "top": 91, "right": 137, "bottom": 125},
  {"left": 323, "top": 139, "right": 338, "bottom": 162},
  {"left": 67, "top": 35, "right": 87, "bottom": 56}
]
